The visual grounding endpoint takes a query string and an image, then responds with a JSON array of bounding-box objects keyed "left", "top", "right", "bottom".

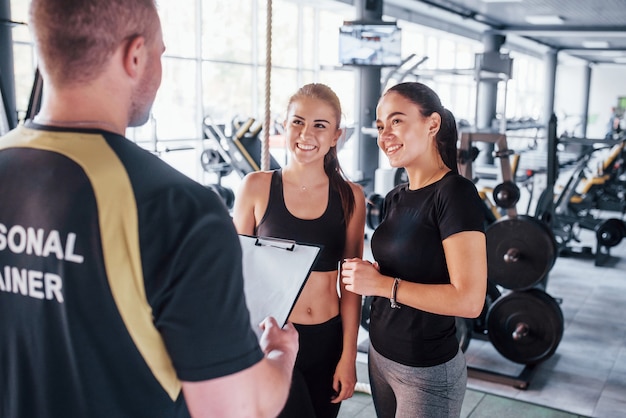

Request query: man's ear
[{"left": 122, "top": 35, "right": 146, "bottom": 79}]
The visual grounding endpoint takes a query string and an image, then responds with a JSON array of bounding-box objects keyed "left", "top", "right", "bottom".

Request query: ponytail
[{"left": 438, "top": 108, "right": 459, "bottom": 174}]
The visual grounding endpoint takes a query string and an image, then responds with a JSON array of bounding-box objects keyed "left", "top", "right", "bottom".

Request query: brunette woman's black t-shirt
[{"left": 369, "top": 172, "right": 485, "bottom": 367}]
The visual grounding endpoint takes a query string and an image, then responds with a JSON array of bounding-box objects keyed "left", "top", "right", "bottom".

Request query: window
[{"left": 8, "top": 0, "right": 546, "bottom": 185}]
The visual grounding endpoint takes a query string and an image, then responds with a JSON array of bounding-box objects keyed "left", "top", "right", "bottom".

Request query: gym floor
[{"left": 338, "top": 223, "right": 626, "bottom": 418}]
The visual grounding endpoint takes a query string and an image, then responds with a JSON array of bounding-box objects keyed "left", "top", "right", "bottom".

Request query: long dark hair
[
  {"left": 287, "top": 83, "right": 356, "bottom": 222},
  {"left": 383, "top": 82, "right": 459, "bottom": 174}
]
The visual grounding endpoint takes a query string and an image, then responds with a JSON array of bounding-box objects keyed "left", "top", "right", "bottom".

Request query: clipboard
[{"left": 239, "top": 234, "right": 322, "bottom": 339}]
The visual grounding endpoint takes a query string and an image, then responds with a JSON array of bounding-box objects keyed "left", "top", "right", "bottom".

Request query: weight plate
[
  {"left": 473, "top": 280, "right": 502, "bottom": 335},
  {"left": 200, "top": 148, "right": 232, "bottom": 176},
  {"left": 201, "top": 148, "right": 220, "bottom": 168},
  {"left": 493, "top": 181, "right": 521, "bottom": 209},
  {"left": 207, "top": 184, "right": 235, "bottom": 209},
  {"left": 486, "top": 289, "right": 564, "bottom": 365},
  {"left": 221, "top": 186, "right": 235, "bottom": 209},
  {"left": 394, "top": 168, "right": 408, "bottom": 186},
  {"left": 360, "top": 296, "right": 374, "bottom": 331},
  {"left": 455, "top": 280, "right": 501, "bottom": 352},
  {"left": 595, "top": 218, "right": 624, "bottom": 248},
  {"left": 486, "top": 215, "right": 557, "bottom": 290},
  {"left": 455, "top": 317, "right": 473, "bottom": 353},
  {"left": 366, "top": 193, "right": 385, "bottom": 230}
]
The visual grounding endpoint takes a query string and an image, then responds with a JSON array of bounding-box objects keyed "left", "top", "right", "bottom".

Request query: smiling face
[
  {"left": 375, "top": 91, "right": 441, "bottom": 170},
  {"left": 284, "top": 96, "right": 342, "bottom": 166}
]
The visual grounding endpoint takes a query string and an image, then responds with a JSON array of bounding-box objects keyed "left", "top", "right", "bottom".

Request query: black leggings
[{"left": 277, "top": 315, "right": 343, "bottom": 418}]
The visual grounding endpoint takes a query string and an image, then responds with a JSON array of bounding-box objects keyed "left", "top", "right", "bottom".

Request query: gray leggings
[{"left": 368, "top": 345, "right": 467, "bottom": 418}]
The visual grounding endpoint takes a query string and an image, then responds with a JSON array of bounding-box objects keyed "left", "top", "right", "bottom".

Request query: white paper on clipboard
[{"left": 239, "top": 235, "right": 322, "bottom": 339}]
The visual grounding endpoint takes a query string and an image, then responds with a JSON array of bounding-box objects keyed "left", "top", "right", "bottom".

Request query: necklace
[
  {"left": 33, "top": 117, "right": 121, "bottom": 133},
  {"left": 298, "top": 183, "right": 320, "bottom": 192},
  {"left": 282, "top": 168, "right": 326, "bottom": 193}
]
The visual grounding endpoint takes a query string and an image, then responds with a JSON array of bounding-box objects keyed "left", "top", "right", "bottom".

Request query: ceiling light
[
  {"left": 525, "top": 15, "right": 565, "bottom": 25},
  {"left": 582, "top": 41, "right": 610, "bottom": 48},
  {"left": 594, "top": 51, "right": 622, "bottom": 57}
]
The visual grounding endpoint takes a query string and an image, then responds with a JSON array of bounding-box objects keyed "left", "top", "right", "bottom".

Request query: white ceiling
[{"left": 384, "top": 0, "right": 626, "bottom": 65}]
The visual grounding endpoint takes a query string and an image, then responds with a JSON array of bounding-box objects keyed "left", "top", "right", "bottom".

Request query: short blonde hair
[{"left": 29, "top": 0, "right": 159, "bottom": 86}]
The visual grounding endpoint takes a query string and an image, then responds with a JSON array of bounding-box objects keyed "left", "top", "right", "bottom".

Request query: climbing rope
[{"left": 261, "top": 0, "right": 272, "bottom": 171}]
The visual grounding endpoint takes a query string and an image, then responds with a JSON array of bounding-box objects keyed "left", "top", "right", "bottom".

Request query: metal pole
[
  {"left": 580, "top": 64, "right": 592, "bottom": 137},
  {"left": 474, "top": 33, "right": 505, "bottom": 166},
  {"left": 355, "top": 0, "right": 383, "bottom": 194},
  {"left": 0, "top": 0, "right": 17, "bottom": 130}
]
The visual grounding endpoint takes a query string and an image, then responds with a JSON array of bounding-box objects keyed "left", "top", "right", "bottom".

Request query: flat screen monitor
[{"left": 339, "top": 21, "right": 402, "bottom": 67}]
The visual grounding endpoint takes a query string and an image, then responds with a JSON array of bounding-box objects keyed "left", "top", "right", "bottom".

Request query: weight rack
[{"left": 458, "top": 130, "right": 565, "bottom": 390}]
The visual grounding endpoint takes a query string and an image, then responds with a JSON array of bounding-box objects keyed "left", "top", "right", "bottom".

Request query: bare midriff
[{"left": 288, "top": 269, "right": 340, "bottom": 325}]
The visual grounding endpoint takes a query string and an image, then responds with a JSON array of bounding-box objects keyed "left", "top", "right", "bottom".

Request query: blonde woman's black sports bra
[{"left": 256, "top": 170, "right": 346, "bottom": 272}]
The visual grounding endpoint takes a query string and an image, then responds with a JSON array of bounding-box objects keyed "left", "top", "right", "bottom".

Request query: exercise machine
[
  {"left": 201, "top": 115, "right": 282, "bottom": 209},
  {"left": 202, "top": 115, "right": 281, "bottom": 179},
  {"left": 535, "top": 130, "right": 626, "bottom": 266}
]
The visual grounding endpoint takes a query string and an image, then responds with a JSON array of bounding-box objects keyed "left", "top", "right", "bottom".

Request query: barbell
[
  {"left": 486, "top": 215, "right": 558, "bottom": 290},
  {"left": 486, "top": 288, "right": 564, "bottom": 365}
]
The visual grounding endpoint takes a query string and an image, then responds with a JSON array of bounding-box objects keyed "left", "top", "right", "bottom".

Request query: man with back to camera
[{"left": 0, "top": 0, "right": 298, "bottom": 417}]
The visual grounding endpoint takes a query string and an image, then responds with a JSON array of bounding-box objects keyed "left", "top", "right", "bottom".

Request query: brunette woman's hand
[{"left": 341, "top": 258, "right": 388, "bottom": 297}]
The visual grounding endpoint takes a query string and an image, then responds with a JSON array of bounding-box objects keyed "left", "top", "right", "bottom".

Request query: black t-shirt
[
  {"left": 369, "top": 172, "right": 485, "bottom": 367},
  {"left": 0, "top": 123, "right": 263, "bottom": 418}
]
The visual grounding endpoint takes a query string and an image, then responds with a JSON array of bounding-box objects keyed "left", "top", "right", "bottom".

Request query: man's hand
[{"left": 259, "top": 317, "right": 299, "bottom": 366}]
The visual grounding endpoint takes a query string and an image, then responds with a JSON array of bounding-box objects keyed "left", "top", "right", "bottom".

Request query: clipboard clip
[{"left": 255, "top": 236, "right": 296, "bottom": 251}]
